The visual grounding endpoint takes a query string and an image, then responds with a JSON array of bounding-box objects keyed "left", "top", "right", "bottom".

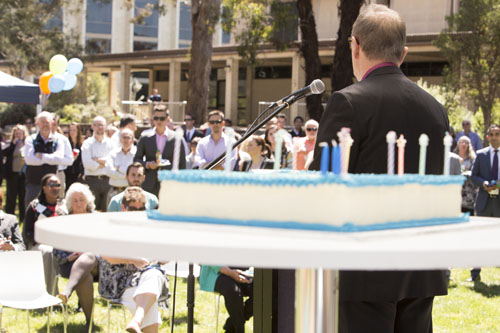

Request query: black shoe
[{"left": 466, "top": 275, "right": 481, "bottom": 282}]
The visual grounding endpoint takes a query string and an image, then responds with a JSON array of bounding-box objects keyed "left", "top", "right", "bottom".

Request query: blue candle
[
  {"left": 319, "top": 142, "right": 329, "bottom": 175},
  {"left": 331, "top": 140, "right": 341, "bottom": 175}
]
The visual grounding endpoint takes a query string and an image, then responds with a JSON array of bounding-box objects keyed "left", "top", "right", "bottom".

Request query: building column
[
  {"left": 168, "top": 61, "right": 182, "bottom": 102},
  {"left": 291, "top": 52, "right": 306, "bottom": 123},
  {"left": 158, "top": 0, "right": 178, "bottom": 50},
  {"left": 120, "top": 64, "right": 131, "bottom": 113},
  {"left": 246, "top": 65, "right": 254, "bottom": 124},
  {"left": 111, "top": 1, "right": 133, "bottom": 53},
  {"left": 109, "top": 70, "right": 119, "bottom": 108},
  {"left": 225, "top": 57, "right": 239, "bottom": 124},
  {"left": 63, "top": 0, "right": 86, "bottom": 48}
]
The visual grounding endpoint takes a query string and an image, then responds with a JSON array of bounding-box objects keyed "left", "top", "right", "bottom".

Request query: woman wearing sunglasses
[
  {"left": 22, "top": 173, "right": 67, "bottom": 294},
  {"left": 296, "top": 119, "right": 319, "bottom": 170}
]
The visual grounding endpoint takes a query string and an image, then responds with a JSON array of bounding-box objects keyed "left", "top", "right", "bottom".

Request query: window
[
  {"left": 254, "top": 66, "right": 292, "bottom": 79},
  {"left": 270, "top": 1, "right": 298, "bottom": 43},
  {"left": 179, "top": 2, "right": 192, "bottom": 48},
  {"left": 86, "top": 0, "right": 112, "bottom": 34},
  {"left": 85, "top": 38, "right": 111, "bottom": 54},
  {"left": 134, "top": 0, "right": 159, "bottom": 38},
  {"left": 400, "top": 62, "right": 448, "bottom": 77}
]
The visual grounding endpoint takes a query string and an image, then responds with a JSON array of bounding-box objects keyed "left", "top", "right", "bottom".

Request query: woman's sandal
[{"left": 125, "top": 320, "right": 142, "bottom": 333}]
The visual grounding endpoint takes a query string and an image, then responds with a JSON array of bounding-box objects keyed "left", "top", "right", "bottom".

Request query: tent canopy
[{"left": 0, "top": 71, "right": 40, "bottom": 104}]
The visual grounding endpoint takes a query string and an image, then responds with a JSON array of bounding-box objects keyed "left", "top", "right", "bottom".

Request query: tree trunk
[
  {"left": 296, "top": 0, "right": 323, "bottom": 121},
  {"left": 331, "top": 0, "right": 364, "bottom": 92},
  {"left": 481, "top": 103, "right": 493, "bottom": 144},
  {"left": 185, "top": 0, "right": 221, "bottom": 124}
]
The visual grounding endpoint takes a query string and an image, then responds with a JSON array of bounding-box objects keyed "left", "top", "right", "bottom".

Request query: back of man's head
[
  {"left": 119, "top": 114, "right": 136, "bottom": 129},
  {"left": 122, "top": 186, "right": 146, "bottom": 210},
  {"left": 352, "top": 4, "right": 406, "bottom": 63}
]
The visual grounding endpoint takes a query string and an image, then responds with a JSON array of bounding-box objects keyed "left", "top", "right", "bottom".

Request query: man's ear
[{"left": 399, "top": 46, "right": 409, "bottom": 65}]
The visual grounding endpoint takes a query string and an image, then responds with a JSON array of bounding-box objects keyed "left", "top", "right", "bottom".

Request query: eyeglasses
[
  {"left": 153, "top": 116, "right": 166, "bottom": 121},
  {"left": 184, "top": 118, "right": 193, "bottom": 122},
  {"left": 306, "top": 128, "right": 318, "bottom": 132},
  {"left": 121, "top": 136, "right": 133, "bottom": 140},
  {"left": 209, "top": 120, "right": 223, "bottom": 125},
  {"left": 47, "top": 183, "right": 61, "bottom": 188},
  {"left": 126, "top": 206, "right": 146, "bottom": 211}
]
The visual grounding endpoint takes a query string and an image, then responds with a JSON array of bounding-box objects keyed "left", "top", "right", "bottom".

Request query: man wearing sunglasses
[
  {"left": 134, "top": 105, "right": 186, "bottom": 196},
  {"left": 193, "top": 110, "right": 237, "bottom": 170},
  {"left": 310, "top": 5, "right": 449, "bottom": 332}
]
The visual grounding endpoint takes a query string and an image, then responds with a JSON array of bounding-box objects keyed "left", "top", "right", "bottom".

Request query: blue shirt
[
  {"left": 107, "top": 190, "right": 159, "bottom": 212},
  {"left": 456, "top": 131, "right": 483, "bottom": 153},
  {"left": 199, "top": 265, "right": 222, "bottom": 292}
]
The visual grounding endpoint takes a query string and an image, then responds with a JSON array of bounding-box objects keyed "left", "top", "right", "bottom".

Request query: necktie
[{"left": 492, "top": 149, "right": 499, "bottom": 181}]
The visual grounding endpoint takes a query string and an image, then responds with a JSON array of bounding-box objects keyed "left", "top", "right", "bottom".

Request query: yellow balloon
[{"left": 49, "top": 54, "right": 68, "bottom": 75}]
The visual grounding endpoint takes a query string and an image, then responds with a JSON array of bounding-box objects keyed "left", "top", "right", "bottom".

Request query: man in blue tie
[{"left": 470, "top": 124, "right": 500, "bottom": 281}]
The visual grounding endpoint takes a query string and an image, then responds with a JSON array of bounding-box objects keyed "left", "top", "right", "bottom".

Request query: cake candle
[
  {"left": 331, "top": 140, "right": 341, "bottom": 175},
  {"left": 386, "top": 131, "right": 397, "bottom": 175},
  {"left": 319, "top": 142, "right": 329, "bottom": 176},
  {"left": 418, "top": 134, "right": 429, "bottom": 175},
  {"left": 273, "top": 129, "right": 288, "bottom": 170},
  {"left": 443, "top": 131, "right": 452, "bottom": 176},
  {"left": 224, "top": 128, "right": 236, "bottom": 173},
  {"left": 338, "top": 127, "right": 353, "bottom": 175},
  {"left": 292, "top": 137, "right": 300, "bottom": 171},
  {"left": 172, "top": 127, "right": 184, "bottom": 172},
  {"left": 396, "top": 134, "right": 406, "bottom": 176}
]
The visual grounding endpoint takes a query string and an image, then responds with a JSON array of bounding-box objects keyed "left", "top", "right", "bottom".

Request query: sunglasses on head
[
  {"left": 47, "top": 183, "right": 61, "bottom": 188},
  {"left": 306, "top": 127, "right": 318, "bottom": 132},
  {"left": 209, "top": 120, "right": 222, "bottom": 125},
  {"left": 153, "top": 116, "right": 166, "bottom": 121},
  {"left": 127, "top": 206, "right": 146, "bottom": 211}
]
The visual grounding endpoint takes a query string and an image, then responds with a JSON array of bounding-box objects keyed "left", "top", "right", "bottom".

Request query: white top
[
  {"left": 81, "top": 136, "right": 114, "bottom": 176},
  {"left": 35, "top": 214, "right": 500, "bottom": 270},
  {"left": 53, "top": 132, "right": 74, "bottom": 171},
  {"left": 24, "top": 132, "right": 67, "bottom": 166},
  {"left": 105, "top": 146, "right": 137, "bottom": 187}
]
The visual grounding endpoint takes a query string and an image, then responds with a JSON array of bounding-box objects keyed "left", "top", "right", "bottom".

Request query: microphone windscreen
[{"left": 310, "top": 79, "right": 325, "bottom": 95}]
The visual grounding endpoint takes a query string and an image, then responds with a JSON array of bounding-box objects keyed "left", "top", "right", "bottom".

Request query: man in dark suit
[
  {"left": 310, "top": 5, "right": 449, "bottom": 332},
  {"left": 182, "top": 113, "right": 204, "bottom": 143},
  {"left": 469, "top": 124, "right": 500, "bottom": 281},
  {"left": 134, "top": 105, "right": 186, "bottom": 196}
]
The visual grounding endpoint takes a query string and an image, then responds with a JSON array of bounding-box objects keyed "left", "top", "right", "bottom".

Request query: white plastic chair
[{"left": 0, "top": 251, "right": 66, "bottom": 332}]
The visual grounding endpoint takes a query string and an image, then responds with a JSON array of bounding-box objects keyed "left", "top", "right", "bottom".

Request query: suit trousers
[
  {"left": 5, "top": 171, "right": 25, "bottom": 222},
  {"left": 214, "top": 274, "right": 253, "bottom": 333},
  {"left": 339, "top": 297, "right": 434, "bottom": 333},
  {"left": 85, "top": 176, "right": 110, "bottom": 212}
]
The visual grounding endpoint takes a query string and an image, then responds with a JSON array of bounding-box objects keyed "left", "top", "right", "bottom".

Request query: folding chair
[{"left": 0, "top": 251, "right": 66, "bottom": 333}]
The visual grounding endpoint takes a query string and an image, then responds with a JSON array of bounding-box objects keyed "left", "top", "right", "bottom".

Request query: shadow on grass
[
  {"left": 469, "top": 281, "right": 500, "bottom": 298},
  {"left": 165, "top": 313, "right": 199, "bottom": 326},
  {"left": 37, "top": 322, "right": 103, "bottom": 332}
]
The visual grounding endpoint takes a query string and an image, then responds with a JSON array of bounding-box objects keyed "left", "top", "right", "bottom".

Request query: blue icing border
[
  {"left": 147, "top": 210, "right": 470, "bottom": 232},
  {"left": 158, "top": 170, "right": 465, "bottom": 187}
]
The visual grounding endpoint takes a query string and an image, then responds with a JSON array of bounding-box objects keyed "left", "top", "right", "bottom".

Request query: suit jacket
[
  {"left": 310, "top": 66, "right": 449, "bottom": 302},
  {"left": 182, "top": 126, "right": 204, "bottom": 143},
  {"left": 471, "top": 147, "right": 499, "bottom": 214},
  {"left": 134, "top": 129, "right": 186, "bottom": 196},
  {"left": 0, "top": 211, "right": 25, "bottom": 251}
]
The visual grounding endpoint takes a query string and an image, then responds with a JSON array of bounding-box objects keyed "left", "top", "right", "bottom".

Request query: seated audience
[
  {"left": 186, "top": 137, "right": 201, "bottom": 170},
  {"left": 0, "top": 188, "right": 25, "bottom": 251},
  {"left": 3, "top": 124, "right": 28, "bottom": 222},
  {"left": 53, "top": 183, "right": 98, "bottom": 330},
  {"left": 200, "top": 265, "right": 253, "bottom": 333},
  {"left": 264, "top": 125, "right": 292, "bottom": 169},
  {"left": 240, "top": 135, "right": 273, "bottom": 171},
  {"left": 23, "top": 173, "right": 67, "bottom": 294},
  {"left": 108, "top": 162, "right": 158, "bottom": 211},
  {"left": 98, "top": 187, "right": 166, "bottom": 333},
  {"left": 290, "top": 116, "right": 305, "bottom": 138},
  {"left": 295, "top": 119, "right": 318, "bottom": 170}
]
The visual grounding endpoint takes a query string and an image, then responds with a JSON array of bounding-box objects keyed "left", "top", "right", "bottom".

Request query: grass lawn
[{"left": 1, "top": 268, "right": 500, "bottom": 332}]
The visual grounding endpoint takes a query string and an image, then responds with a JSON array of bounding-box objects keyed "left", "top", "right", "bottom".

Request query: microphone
[{"left": 277, "top": 79, "right": 325, "bottom": 105}]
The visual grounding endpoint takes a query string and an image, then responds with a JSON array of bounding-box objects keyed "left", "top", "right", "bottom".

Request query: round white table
[{"left": 35, "top": 213, "right": 500, "bottom": 333}]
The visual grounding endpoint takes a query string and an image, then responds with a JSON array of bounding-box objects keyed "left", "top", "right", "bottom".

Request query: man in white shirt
[
  {"left": 24, "top": 111, "right": 67, "bottom": 208},
  {"left": 81, "top": 116, "right": 114, "bottom": 211},
  {"left": 105, "top": 128, "right": 136, "bottom": 201},
  {"left": 50, "top": 114, "right": 73, "bottom": 197},
  {"left": 110, "top": 114, "right": 137, "bottom": 148}
]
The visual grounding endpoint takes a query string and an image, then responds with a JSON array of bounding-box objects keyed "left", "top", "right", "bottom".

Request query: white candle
[
  {"left": 338, "top": 128, "right": 353, "bottom": 175},
  {"left": 172, "top": 127, "right": 184, "bottom": 172},
  {"left": 418, "top": 134, "right": 429, "bottom": 175},
  {"left": 224, "top": 128, "right": 236, "bottom": 172},
  {"left": 386, "top": 131, "right": 397, "bottom": 175},
  {"left": 443, "top": 132, "right": 452, "bottom": 176},
  {"left": 273, "top": 129, "right": 288, "bottom": 170}
]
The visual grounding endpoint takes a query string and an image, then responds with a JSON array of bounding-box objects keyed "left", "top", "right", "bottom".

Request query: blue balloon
[
  {"left": 67, "top": 58, "right": 83, "bottom": 75},
  {"left": 48, "top": 74, "right": 65, "bottom": 93},
  {"left": 63, "top": 73, "right": 77, "bottom": 91}
]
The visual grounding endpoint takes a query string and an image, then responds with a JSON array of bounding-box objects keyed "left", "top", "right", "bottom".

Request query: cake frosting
[{"left": 147, "top": 170, "right": 468, "bottom": 232}]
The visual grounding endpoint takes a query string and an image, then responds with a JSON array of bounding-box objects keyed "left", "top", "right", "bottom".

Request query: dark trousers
[
  {"left": 6, "top": 172, "right": 25, "bottom": 222},
  {"left": 472, "top": 199, "right": 500, "bottom": 278},
  {"left": 214, "top": 274, "right": 253, "bottom": 333},
  {"left": 85, "top": 176, "right": 110, "bottom": 212},
  {"left": 339, "top": 297, "right": 434, "bottom": 333}
]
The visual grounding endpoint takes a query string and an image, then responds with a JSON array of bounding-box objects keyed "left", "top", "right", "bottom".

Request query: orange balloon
[{"left": 39, "top": 71, "right": 53, "bottom": 94}]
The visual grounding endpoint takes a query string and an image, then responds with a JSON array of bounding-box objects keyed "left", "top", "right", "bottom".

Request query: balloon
[
  {"left": 48, "top": 74, "right": 66, "bottom": 93},
  {"left": 39, "top": 71, "right": 53, "bottom": 95},
  {"left": 63, "top": 73, "right": 77, "bottom": 91},
  {"left": 67, "top": 58, "right": 83, "bottom": 75},
  {"left": 49, "top": 54, "right": 68, "bottom": 75}
]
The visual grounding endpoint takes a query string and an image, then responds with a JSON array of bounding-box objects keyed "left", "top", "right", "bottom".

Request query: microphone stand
[{"left": 204, "top": 100, "right": 293, "bottom": 170}]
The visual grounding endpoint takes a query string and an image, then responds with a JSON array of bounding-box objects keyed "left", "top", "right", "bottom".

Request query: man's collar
[{"left": 361, "top": 62, "right": 398, "bottom": 81}]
